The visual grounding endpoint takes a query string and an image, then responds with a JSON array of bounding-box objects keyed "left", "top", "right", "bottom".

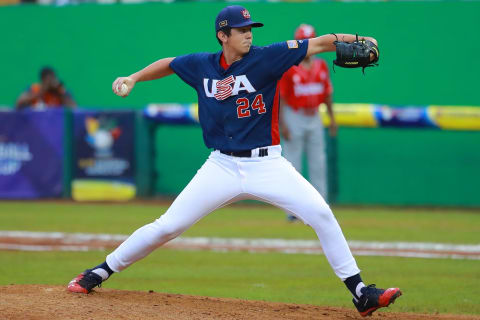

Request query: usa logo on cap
[{"left": 242, "top": 9, "right": 250, "bottom": 19}]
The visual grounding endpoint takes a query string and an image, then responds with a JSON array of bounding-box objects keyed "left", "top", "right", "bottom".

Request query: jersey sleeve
[
  {"left": 169, "top": 53, "right": 203, "bottom": 88},
  {"left": 262, "top": 39, "right": 308, "bottom": 80}
]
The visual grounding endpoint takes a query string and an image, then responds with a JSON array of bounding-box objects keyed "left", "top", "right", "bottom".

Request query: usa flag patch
[{"left": 287, "top": 40, "right": 298, "bottom": 49}]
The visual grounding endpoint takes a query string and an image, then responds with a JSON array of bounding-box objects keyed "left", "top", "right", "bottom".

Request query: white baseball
[{"left": 119, "top": 83, "right": 129, "bottom": 96}]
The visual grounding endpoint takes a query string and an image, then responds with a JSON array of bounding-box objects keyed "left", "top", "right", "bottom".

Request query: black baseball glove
[{"left": 332, "top": 34, "right": 379, "bottom": 73}]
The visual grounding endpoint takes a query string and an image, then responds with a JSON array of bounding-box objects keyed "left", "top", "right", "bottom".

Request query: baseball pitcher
[{"left": 67, "top": 6, "right": 398, "bottom": 317}]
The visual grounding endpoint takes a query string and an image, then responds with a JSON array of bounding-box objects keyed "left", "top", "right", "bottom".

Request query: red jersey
[{"left": 279, "top": 58, "right": 332, "bottom": 111}]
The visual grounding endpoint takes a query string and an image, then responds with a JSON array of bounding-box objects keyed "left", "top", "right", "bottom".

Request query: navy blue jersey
[{"left": 170, "top": 40, "right": 308, "bottom": 151}]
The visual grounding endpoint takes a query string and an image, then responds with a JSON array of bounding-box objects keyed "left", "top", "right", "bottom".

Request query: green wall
[
  {"left": 2, "top": 2, "right": 480, "bottom": 206},
  {"left": 1, "top": 2, "right": 480, "bottom": 107},
  {"left": 336, "top": 128, "right": 480, "bottom": 206},
  {"left": 154, "top": 125, "right": 209, "bottom": 195}
]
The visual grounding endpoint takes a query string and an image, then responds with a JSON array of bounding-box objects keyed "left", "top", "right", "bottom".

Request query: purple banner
[{"left": 0, "top": 110, "right": 64, "bottom": 198}]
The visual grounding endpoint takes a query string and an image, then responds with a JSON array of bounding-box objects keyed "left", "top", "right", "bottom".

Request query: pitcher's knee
[
  {"left": 150, "top": 218, "right": 186, "bottom": 242},
  {"left": 303, "top": 205, "right": 336, "bottom": 228}
]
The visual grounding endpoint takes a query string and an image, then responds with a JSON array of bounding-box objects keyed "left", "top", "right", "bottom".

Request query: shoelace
[
  {"left": 362, "top": 284, "right": 381, "bottom": 296},
  {"left": 81, "top": 272, "right": 103, "bottom": 289}
]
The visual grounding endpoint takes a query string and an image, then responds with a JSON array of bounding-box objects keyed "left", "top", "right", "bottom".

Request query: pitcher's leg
[
  {"left": 245, "top": 156, "right": 359, "bottom": 279},
  {"left": 107, "top": 155, "right": 242, "bottom": 272}
]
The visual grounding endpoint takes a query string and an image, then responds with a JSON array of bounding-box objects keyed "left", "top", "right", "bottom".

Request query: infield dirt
[{"left": 1, "top": 285, "right": 479, "bottom": 320}]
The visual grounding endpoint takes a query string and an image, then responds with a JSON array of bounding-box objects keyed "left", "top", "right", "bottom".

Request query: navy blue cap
[{"left": 215, "top": 6, "right": 264, "bottom": 32}]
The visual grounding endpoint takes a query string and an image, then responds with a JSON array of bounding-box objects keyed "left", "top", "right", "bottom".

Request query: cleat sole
[{"left": 67, "top": 284, "right": 89, "bottom": 294}]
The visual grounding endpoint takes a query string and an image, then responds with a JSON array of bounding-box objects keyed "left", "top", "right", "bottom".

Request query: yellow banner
[
  {"left": 428, "top": 106, "right": 480, "bottom": 130},
  {"left": 72, "top": 180, "right": 135, "bottom": 201},
  {"left": 189, "top": 103, "right": 199, "bottom": 122},
  {"left": 320, "top": 103, "right": 377, "bottom": 127}
]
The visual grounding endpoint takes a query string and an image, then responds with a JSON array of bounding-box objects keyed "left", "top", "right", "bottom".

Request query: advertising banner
[
  {"left": 144, "top": 103, "right": 199, "bottom": 125},
  {"left": 0, "top": 110, "right": 64, "bottom": 198},
  {"left": 144, "top": 103, "right": 480, "bottom": 131},
  {"left": 72, "top": 110, "right": 135, "bottom": 201}
]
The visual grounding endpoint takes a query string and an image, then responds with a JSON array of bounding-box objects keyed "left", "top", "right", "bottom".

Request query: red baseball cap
[{"left": 294, "top": 24, "right": 316, "bottom": 40}]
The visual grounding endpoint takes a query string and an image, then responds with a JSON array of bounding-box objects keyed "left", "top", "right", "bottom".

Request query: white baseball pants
[{"left": 106, "top": 145, "right": 359, "bottom": 280}]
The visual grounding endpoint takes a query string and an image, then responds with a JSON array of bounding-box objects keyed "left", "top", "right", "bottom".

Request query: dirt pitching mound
[{"left": 1, "top": 285, "right": 478, "bottom": 320}]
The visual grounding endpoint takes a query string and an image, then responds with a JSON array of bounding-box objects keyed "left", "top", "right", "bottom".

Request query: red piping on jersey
[
  {"left": 271, "top": 83, "right": 280, "bottom": 145},
  {"left": 220, "top": 53, "right": 230, "bottom": 70}
]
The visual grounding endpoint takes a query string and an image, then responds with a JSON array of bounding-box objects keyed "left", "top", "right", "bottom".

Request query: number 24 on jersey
[{"left": 236, "top": 94, "right": 266, "bottom": 118}]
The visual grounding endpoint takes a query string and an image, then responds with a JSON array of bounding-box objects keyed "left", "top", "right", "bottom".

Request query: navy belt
[{"left": 219, "top": 148, "right": 269, "bottom": 158}]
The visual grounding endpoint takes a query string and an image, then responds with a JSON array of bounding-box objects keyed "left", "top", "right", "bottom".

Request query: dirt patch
[{"left": 1, "top": 285, "right": 478, "bottom": 320}]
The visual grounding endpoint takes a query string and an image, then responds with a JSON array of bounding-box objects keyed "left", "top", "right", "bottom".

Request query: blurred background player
[
  {"left": 16, "top": 66, "right": 76, "bottom": 110},
  {"left": 279, "top": 24, "right": 336, "bottom": 221}
]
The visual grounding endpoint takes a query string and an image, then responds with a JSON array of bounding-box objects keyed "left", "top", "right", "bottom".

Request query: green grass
[
  {"left": 0, "top": 202, "right": 479, "bottom": 243},
  {"left": 0, "top": 201, "right": 479, "bottom": 315},
  {"left": 0, "top": 249, "right": 479, "bottom": 315}
]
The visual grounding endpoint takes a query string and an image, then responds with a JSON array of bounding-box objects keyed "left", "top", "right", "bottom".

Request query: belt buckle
[{"left": 258, "top": 148, "right": 268, "bottom": 157}]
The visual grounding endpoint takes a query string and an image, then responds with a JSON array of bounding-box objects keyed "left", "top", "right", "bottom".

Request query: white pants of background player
[
  {"left": 106, "top": 145, "right": 360, "bottom": 280},
  {"left": 281, "top": 105, "right": 328, "bottom": 199}
]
